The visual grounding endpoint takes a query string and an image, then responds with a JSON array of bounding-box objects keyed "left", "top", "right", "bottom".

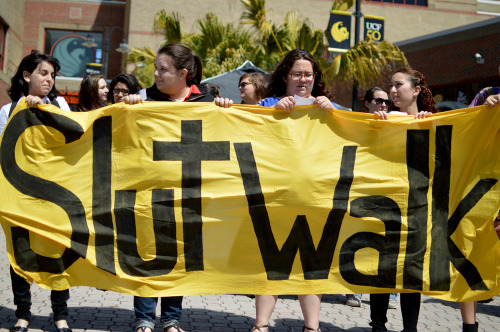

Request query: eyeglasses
[
  {"left": 373, "top": 97, "right": 391, "bottom": 105},
  {"left": 239, "top": 82, "right": 253, "bottom": 88},
  {"left": 288, "top": 72, "right": 315, "bottom": 81},
  {"left": 113, "top": 88, "right": 130, "bottom": 96}
]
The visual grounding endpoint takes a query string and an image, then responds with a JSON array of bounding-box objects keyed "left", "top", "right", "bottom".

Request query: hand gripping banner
[{"left": 0, "top": 99, "right": 499, "bottom": 301}]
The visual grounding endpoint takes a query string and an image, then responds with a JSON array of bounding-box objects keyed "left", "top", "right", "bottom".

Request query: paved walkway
[{"left": 0, "top": 232, "right": 499, "bottom": 331}]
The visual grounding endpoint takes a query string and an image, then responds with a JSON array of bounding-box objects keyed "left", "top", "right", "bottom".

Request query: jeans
[
  {"left": 134, "top": 296, "right": 183, "bottom": 329},
  {"left": 370, "top": 293, "right": 420, "bottom": 332},
  {"left": 10, "top": 266, "right": 69, "bottom": 322}
]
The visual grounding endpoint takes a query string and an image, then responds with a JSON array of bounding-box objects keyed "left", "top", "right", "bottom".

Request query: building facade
[{"left": 0, "top": 0, "right": 499, "bottom": 107}]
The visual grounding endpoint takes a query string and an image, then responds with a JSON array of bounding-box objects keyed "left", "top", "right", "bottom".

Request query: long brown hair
[{"left": 77, "top": 74, "right": 105, "bottom": 112}]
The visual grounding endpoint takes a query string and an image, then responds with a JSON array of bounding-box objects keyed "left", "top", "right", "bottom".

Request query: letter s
[{"left": 0, "top": 108, "right": 89, "bottom": 273}]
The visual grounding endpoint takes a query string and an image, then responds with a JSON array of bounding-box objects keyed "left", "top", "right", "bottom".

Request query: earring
[{"left": 25, "top": 78, "right": 30, "bottom": 83}]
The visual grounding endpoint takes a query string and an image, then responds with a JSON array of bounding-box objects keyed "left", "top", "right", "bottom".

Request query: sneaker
[
  {"left": 345, "top": 294, "right": 362, "bottom": 307},
  {"left": 388, "top": 298, "right": 398, "bottom": 309}
]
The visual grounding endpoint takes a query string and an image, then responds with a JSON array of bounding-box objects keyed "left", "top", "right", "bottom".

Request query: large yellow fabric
[{"left": 0, "top": 99, "right": 499, "bottom": 302}]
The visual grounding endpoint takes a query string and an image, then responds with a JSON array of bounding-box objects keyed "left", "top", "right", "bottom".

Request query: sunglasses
[
  {"left": 373, "top": 97, "right": 391, "bottom": 105},
  {"left": 239, "top": 82, "right": 253, "bottom": 88},
  {"left": 113, "top": 88, "right": 130, "bottom": 95}
]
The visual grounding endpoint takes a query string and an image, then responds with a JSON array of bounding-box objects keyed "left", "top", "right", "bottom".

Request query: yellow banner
[{"left": 1, "top": 99, "right": 499, "bottom": 302}]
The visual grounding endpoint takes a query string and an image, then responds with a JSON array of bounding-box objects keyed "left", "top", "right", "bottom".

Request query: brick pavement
[{"left": 0, "top": 232, "right": 499, "bottom": 331}]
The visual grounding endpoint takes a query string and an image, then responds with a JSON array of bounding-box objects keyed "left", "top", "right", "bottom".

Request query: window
[
  {"left": 366, "top": 0, "right": 428, "bottom": 6},
  {"left": 45, "top": 29, "right": 103, "bottom": 77},
  {"left": 0, "top": 18, "right": 8, "bottom": 71}
]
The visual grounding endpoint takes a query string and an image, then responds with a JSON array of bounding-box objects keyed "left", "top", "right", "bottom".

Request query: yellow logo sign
[{"left": 331, "top": 21, "right": 349, "bottom": 42}]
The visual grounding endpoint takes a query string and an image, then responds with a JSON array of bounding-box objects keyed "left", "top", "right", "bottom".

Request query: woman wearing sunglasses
[
  {"left": 258, "top": 49, "right": 339, "bottom": 112},
  {"left": 238, "top": 72, "right": 267, "bottom": 105},
  {"left": 364, "top": 87, "right": 391, "bottom": 114}
]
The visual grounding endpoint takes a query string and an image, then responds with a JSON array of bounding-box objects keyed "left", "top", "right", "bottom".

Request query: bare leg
[
  {"left": 55, "top": 320, "right": 69, "bottom": 329},
  {"left": 299, "top": 294, "right": 322, "bottom": 331},
  {"left": 459, "top": 301, "right": 477, "bottom": 324},
  {"left": 14, "top": 319, "right": 29, "bottom": 328},
  {"left": 254, "top": 295, "right": 279, "bottom": 331}
]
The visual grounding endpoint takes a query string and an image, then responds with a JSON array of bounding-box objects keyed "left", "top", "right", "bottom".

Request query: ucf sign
[{"left": 1, "top": 100, "right": 499, "bottom": 301}]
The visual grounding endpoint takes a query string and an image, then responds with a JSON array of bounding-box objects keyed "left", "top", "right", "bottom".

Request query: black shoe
[
  {"left": 463, "top": 322, "right": 478, "bottom": 332},
  {"left": 9, "top": 327, "right": 28, "bottom": 332}
]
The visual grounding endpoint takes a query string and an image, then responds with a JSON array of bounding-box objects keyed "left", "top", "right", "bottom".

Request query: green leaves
[{"left": 126, "top": 0, "right": 407, "bottom": 90}]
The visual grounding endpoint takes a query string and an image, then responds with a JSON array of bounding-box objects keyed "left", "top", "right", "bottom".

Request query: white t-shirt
[{"left": 0, "top": 96, "right": 70, "bottom": 134}]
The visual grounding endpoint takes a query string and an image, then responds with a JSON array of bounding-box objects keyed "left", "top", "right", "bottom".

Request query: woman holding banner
[
  {"left": 458, "top": 66, "right": 500, "bottom": 332},
  {"left": 0, "top": 50, "right": 72, "bottom": 332},
  {"left": 371, "top": 68, "right": 437, "bottom": 332},
  {"left": 249, "top": 49, "right": 338, "bottom": 332},
  {"left": 258, "top": 49, "right": 338, "bottom": 112},
  {"left": 124, "top": 42, "right": 215, "bottom": 332}
]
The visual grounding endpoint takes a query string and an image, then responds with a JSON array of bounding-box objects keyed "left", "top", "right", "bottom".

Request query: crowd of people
[{"left": 1, "top": 45, "right": 499, "bottom": 332}]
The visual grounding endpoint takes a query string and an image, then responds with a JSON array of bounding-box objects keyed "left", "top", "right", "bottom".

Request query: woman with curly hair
[
  {"left": 250, "top": 49, "right": 338, "bottom": 332},
  {"left": 258, "top": 48, "right": 338, "bottom": 112},
  {"left": 371, "top": 68, "right": 437, "bottom": 332}
]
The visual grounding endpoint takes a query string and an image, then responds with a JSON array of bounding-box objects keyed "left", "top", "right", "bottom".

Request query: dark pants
[
  {"left": 370, "top": 293, "right": 421, "bottom": 332},
  {"left": 10, "top": 266, "right": 70, "bottom": 323},
  {"left": 134, "top": 296, "right": 183, "bottom": 328}
]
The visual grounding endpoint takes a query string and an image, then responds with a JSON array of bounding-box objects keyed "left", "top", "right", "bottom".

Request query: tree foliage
[{"left": 127, "top": 0, "right": 407, "bottom": 89}]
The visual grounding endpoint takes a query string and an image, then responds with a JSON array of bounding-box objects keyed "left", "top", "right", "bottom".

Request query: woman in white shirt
[{"left": 0, "top": 50, "right": 72, "bottom": 332}]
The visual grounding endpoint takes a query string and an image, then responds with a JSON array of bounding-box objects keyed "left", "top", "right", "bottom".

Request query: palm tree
[
  {"left": 325, "top": 0, "right": 407, "bottom": 89},
  {"left": 127, "top": 46, "right": 156, "bottom": 88},
  {"left": 126, "top": 0, "right": 407, "bottom": 91}
]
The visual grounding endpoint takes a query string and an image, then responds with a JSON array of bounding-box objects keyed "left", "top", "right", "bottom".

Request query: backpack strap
[
  {"left": 8, "top": 101, "right": 18, "bottom": 119},
  {"left": 51, "top": 98, "right": 60, "bottom": 108}
]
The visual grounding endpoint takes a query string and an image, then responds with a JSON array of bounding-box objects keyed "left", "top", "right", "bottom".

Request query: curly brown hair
[
  {"left": 265, "top": 49, "right": 333, "bottom": 100},
  {"left": 392, "top": 68, "right": 438, "bottom": 113}
]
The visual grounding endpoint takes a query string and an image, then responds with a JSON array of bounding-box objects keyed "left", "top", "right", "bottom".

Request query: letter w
[{"left": 234, "top": 143, "right": 356, "bottom": 280}]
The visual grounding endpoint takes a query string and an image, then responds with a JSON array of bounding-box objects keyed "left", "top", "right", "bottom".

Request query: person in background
[
  {"left": 364, "top": 87, "right": 391, "bottom": 114},
  {"left": 75, "top": 73, "right": 108, "bottom": 111},
  {"left": 371, "top": 68, "right": 438, "bottom": 332},
  {"left": 239, "top": 72, "right": 267, "bottom": 105},
  {"left": 0, "top": 50, "right": 72, "bottom": 332},
  {"left": 108, "top": 73, "right": 142, "bottom": 104},
  {"left": 458, "top": 64, "right": 500, "bottom": 332},
  {"left": 344, "top": 87, "right": 397, "bottom": 309},
  {"left": 200, "top": 82, "right": 221, "bottom": 98}
]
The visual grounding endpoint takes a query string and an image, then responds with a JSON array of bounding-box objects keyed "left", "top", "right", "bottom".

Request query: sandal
[
  {"left": 303, "top": 327, "right": 321, "bottom": 332},
  {"left": 9, "top": 327, "right": 28, "bottom": 332},
  {"left": 136, "top": 328, "right": 153, "bottom": 332},
  {"left": 55, "top": 329, "right": 72, "bottom": 332},
  {"left": 251, "top": 325, "right": 269, "bottom": 331},
  {"left": 163, "top": 321, "right": 183, "bottom": 332}
]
